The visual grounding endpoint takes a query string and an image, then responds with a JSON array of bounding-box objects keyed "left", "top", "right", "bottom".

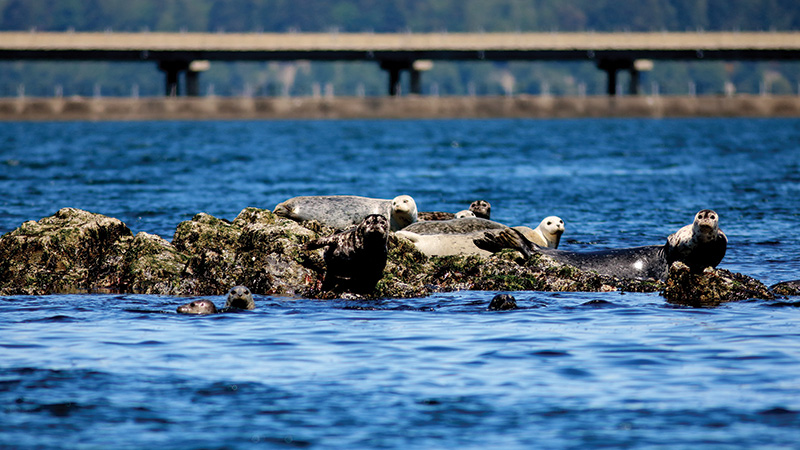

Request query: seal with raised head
[
  {"left": 390, "top": 194, "right": 418, "bottom": 231},
  {"left": 512, "top": 216, "right": 565, "bottom": 249},
  {"left": 469, "top": 200, "right": 491, "bottom": 220},
  {"left": 417, "top": 199, "right": 491, "bottom": 221},
  {"left": 225, "top": 285, "right": 255, "bottom": 310},
  {"left": 177, "top": 299, "right": 218, "bottom": 315},
  {"left": 305, "top": 213, "right": 390, "bottom": 293},
  {"left": 665, "top": 209, "right": 727, "bottom": 273}
]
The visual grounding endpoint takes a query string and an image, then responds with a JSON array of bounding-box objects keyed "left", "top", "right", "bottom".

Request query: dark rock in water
[
  {"left": 769, "top": 280, "right": 800, "bottom": 297},
  {"left": 119, "top": 232, "right": 190, "bottom": 295},
  {"left": 661, "top": 261, "right": 774, "bottom": 307},
  {"left": 489, "top": 294, "right": 517, "bottom": 310}
]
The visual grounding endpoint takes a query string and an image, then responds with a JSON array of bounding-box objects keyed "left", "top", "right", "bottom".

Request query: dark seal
[
  {"left": 488, "top": 294, "right": 518, "bottom": 311},
  {"left": 475, "top": 228, "right": 668, "bottom": 280},
  {"left": 305, "top": 213, "right": 390, "bottom": 294},
  {"left": 665, "top": 209, "right": 727, "bottom": 273}
]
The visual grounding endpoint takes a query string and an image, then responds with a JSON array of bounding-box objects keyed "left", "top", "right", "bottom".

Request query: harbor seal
[
  {"left": 417, "top": 199, "right": 491, "bottom": 221},
  {"left": 512, "top": 216, "right": 565, "bottom": 249},
  {"left": 396, "top": 217, "right": 509, "bottom": 257},
  {"left": 177, "top": 299, "right": 218, "bottom": 315},
  {"left": 474, "top": 227, "right": 668, "bottom": 280},
  {"left": 455, "top": 210, "right": 476, "bottom": 219},
  {"left": 390, "top": 194, "right": 418, "bottom": 231},
  {"left": 665, "top": 209, "right": 727, "bottom": 273},
  {"left": 304, "top": 213, "right": 390, "bottom": 293},
  {"left": 489, "top": 294, "right": 518, "bottom": 311},
  {"left": 402, "top": 217, "right": 507, "bottom": 235},
  {"left": 469, "top": 200, "right": 491, "bottom": 220},
  {"left": 225, "top": 285, "right": 255, "bottom": 310},
  {"left": 395, "top": 230, "right": 494, "bottom": 257},
  {"left": 274, "top": 194, "right": 415, "bottom": 231}
]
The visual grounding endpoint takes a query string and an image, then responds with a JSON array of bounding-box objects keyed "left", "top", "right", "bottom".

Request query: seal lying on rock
[
  {"left": 512, "top": 216, "right": 565, "bottom": 249},
  {"left": 304, "top": 214, "right": 390, "bottom": 293},
  {"left": 475, "top": 228, "right": 668, "bottom": 280},
  {"left": 475, "top": 210, "right": 727, "bottom": 281},
  {"left": 665, "top": 209, "right": 727, "bottom": 273},
  {"left": 274, "top": 194, "right": 416, "bottom": 231},
  {"left": 418, "top": 200, "right": 491, "bottom": 221},
  {"left": 396, "top": 217, "right": 509, "bottom": 257},
  {"left": 402, "top": 217, "right": 507, "bottom": 235}
]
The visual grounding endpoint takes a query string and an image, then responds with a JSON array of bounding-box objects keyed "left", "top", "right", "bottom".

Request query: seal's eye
[
  {"left": 710, "top": 214, "right": 716, "bottom": 220},
  {"left": 547, "top": 221, "right": 552, "bottom": 225}
]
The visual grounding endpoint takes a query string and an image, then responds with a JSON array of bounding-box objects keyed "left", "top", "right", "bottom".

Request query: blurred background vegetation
[{"left": 1, "top": 0, "right": 798, "bottom": 97}]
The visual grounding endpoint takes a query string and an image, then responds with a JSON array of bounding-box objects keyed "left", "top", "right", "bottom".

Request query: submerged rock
[
  {"left": 769, "top": 280, "right": 800, "bottom": 297},
  {"left": 0, "top": 207, "right": 780, "bottom": 305}
]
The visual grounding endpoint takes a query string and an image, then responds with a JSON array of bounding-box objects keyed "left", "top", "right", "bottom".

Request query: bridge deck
[{"left": 2, "top": 31, "right": 799, "bottom": 62}]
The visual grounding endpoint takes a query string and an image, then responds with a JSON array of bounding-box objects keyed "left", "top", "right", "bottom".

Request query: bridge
[{"left": 2, "top": 31, "right": 799, "bottom": 96}]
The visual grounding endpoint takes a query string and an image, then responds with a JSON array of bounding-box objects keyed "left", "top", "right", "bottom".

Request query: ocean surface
[{"left": 1, "top": 118, "right": 799, "bottom": 449}]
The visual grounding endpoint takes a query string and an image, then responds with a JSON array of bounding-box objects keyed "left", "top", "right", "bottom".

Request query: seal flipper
[{"left": 474, "top": 228, "right": 535, "bottom": 258}]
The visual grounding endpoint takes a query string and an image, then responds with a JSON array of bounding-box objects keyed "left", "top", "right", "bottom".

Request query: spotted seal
[
  {"left": 225, "top": 285, "right": 255, "bottom": 310},
  {"left": 305, "top": 213, "right": 390, "bottom": 293},
  {"left": 469, "top": 200, "right": 491, "bottom": 220},
  {"left": 474, "top": 212, "right": 725, "bottom": 281},
  {"left": 665, "top": 209, "right": 727, "bottom": 273},
  {"left": 274, "top": 194, "right": 416, "bottom": 231},
  {"left": 512, "top": 216, "right": 565, "bottom": 249},
  {"left": 176, "top": 299, "right": 218, "bottom": 315}
]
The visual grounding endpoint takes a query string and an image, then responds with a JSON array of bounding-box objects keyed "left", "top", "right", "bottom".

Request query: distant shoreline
[{"left": 2, "top": 95, "right": 800, "bottom": 121}]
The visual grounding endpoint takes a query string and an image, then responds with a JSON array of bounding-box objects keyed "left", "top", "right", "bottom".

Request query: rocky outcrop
[
  {"left": 0, "top": 207, "right": 778, "bottom": 306},
  {"left": 661, "top": 261, "right": 775, "bottom": 307}
]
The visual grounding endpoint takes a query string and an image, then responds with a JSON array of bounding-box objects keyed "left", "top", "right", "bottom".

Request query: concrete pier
[{"left": 2, "top": 95, "right": 800, "bottom": 121}]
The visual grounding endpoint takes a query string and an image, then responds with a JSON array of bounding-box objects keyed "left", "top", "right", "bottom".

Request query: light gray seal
[
  {"left": 402, "top": 217, "right": 507, "bottom": 235},
  {"left": 512, "top": 216, "right": 565, "bottom": 249},
  {"left": 304, "top": 213, "right": 390, "bottom": 293},
  {"left": 390, "top": 194, "right": 418, "bottom": 231},
  {"left": 395, "top": 218, "right": 508, "bottom": 257},
  {"left": 665, "top": 209, "right": 727, "bottom": 273},
  {"left": 274, "top": 194, "right": 416, "bottom": 231}
]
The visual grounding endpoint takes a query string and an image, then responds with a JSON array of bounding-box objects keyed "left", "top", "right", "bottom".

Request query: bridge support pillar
[
  {"left": 158, "top": 61, "right": 189, "bottom": 97},
  {"left": 598, "top": 59, "right": 636, "bottom": 96}
]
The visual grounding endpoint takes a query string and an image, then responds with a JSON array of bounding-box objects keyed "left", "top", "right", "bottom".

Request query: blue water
[{"left": 1, "top": 118, "right": 800, "bottom": 449}]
